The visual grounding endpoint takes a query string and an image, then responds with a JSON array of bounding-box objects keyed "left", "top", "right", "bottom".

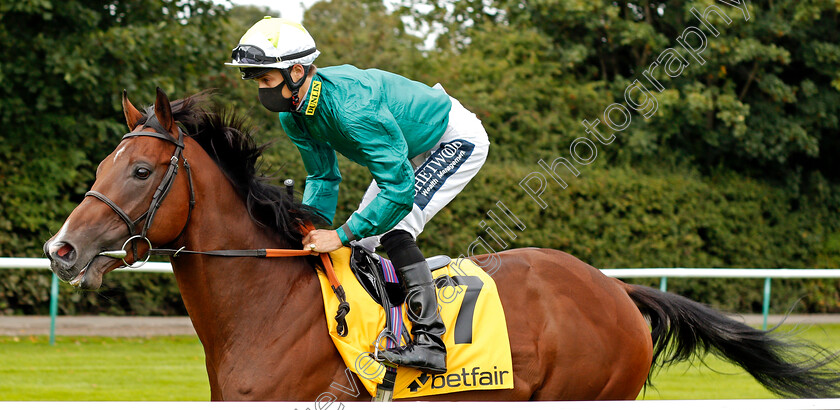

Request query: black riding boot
[{"left": 378, "top": 230, "right": 447, "bottom": 374}]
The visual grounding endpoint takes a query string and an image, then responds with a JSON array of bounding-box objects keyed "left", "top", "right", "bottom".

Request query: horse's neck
[{"left": 170, "top": 146, "right": 326, "bottom": 371}]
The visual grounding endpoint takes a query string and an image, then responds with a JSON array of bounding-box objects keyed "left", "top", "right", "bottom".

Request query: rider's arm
[
  {"left": 336, "top": 105, "right": 414, "bottom": 245},
  {"left": 281, "top": 120, "right": 342, "bottom": 225}
]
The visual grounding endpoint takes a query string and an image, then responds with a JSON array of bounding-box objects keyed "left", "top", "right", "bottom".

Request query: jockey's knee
[{"left": 381, "top": 229, "right": 424, "bottom": 268}]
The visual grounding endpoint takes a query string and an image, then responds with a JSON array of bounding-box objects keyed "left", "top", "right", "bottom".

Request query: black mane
[{"left": 135, "top": 90, "right": 321, "bottom": 246}]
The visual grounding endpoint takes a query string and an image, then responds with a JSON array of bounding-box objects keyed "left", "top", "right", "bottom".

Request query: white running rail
[{"left": 2, "top": 257, "right": 839, "bottom": 344}]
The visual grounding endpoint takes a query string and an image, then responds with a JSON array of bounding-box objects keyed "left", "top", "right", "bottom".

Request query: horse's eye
[{"left": 134, "top": 167, "right": 151, "bottom": 180}]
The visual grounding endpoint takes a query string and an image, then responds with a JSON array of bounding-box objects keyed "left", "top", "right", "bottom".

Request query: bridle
[
  {"left": 86, "top": 125, "right": 317, "bottom": 265},
  {"left": 85, "top": 127, "right": 195, "bottom": 267},
  {"left": 84, "top": 123, "right": 350, "bottom": 337}
]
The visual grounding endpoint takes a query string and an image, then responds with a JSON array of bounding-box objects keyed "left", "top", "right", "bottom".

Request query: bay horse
[{"left": 44, "top": 88, "right": 840, "bottom": 400}]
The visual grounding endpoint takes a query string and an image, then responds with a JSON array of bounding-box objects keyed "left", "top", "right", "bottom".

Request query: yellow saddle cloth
[{"left": 316, "top": 247, "right": 514, "bottom": 399}]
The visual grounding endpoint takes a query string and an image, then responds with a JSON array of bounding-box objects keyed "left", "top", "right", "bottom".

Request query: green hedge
[
  {"left": 416, "top": 162, "right": 840, "bottom": 314},
  {"left": 5, "top": 160, "right": 839, "bottom": 315},
  {"left": 3, "top": 0, "right": 840, "bottom": 317}
]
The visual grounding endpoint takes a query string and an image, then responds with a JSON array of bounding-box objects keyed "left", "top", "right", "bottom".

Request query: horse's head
[{"left": 44, "top": 88, "right": 193, "bottom": 289}]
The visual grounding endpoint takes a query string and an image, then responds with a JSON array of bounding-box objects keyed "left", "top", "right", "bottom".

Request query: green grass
[
  {"left": 0, "top": 324, "right": 838, "bottom": 400},
  {"left": 0, "top": 335, "right": 209, "bottom": 400},
  {"left": 640, "top": 324, "right": 840, "bottom": 400}
]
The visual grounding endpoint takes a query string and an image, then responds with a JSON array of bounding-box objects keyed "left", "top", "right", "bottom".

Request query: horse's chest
[{"left": 213, "top": 345, "right": 351, "bottom": 400}]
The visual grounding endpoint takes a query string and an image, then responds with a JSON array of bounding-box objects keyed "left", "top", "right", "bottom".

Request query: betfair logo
[
  {"left": 305, "top": 81, "right": 321, "bottom": 116},
  {"left": 407, "top": 366, "right": 510, "bottom": 392}
]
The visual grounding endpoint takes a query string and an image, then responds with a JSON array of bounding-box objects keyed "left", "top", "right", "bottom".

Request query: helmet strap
[{"left": 280, "top": 65, "right": 312, "bottom": 111}]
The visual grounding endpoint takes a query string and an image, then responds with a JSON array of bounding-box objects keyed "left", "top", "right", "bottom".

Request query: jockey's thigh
[{"left": 356, "top": 86, "right": 490, "bottom": 251}]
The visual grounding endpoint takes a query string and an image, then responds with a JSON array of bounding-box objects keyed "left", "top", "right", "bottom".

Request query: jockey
[{"left": 226, "top": 17, "right": 489, "bottom": 375}]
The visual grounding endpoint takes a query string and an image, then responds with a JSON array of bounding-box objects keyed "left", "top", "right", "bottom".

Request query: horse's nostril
[{"left": 55, "top": 243, "right": 76, "bottom": 262}]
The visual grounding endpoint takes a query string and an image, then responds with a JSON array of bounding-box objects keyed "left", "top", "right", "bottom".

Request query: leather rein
[{"left": 87, "top": 127, "right": 350, "bottom": 336}]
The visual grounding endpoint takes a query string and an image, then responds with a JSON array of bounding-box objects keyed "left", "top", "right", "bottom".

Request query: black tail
[{"left": 626, "top": 284, "right": 840, "bottom": 398}]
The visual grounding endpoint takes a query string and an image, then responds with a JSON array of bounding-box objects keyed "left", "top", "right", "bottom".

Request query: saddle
[
  {"left": 347, "top": 245, "right": 451, "bottom": 357},
  {"left": 314, "top": 246, "right": 513, "bottom": 399},
  {"left": 349, "top": 245, "right": 451, "bottom": 307}
]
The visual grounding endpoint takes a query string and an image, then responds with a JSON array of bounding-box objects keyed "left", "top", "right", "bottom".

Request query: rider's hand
[{"left": 302, "top": 229, "right": 343, "bottom": 255}]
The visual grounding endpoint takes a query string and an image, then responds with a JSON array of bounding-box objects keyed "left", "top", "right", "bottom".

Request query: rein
[{"left": 89, "top": 127, "right": 350, "bottom": 336}]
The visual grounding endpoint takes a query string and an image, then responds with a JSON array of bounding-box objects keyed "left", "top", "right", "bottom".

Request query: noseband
[{"left": 85, "top": 128, "right": 195, "bottom": 267}]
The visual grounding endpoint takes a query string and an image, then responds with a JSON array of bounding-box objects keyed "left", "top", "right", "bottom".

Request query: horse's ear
[
  {"left": 122, "top": 90, "right": 143, "bottom": 131},
  {"left": 153, "top": 87, "right": 178, "bottom": 135}
]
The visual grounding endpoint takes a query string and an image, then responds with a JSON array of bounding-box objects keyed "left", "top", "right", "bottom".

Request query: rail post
[
  {"left": 762, "top": 277, "right": 772, "bottom": 331},
  {"left": 49, "top": 273, "right": 59, "bottom": 345},
  {"left": 659, "top": 276, "right": 668, "bottom": 292}
]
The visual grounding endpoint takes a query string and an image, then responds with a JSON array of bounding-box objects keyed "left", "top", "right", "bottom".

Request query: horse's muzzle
[
  {"left": 43, "top": 238, "right": 114, "bottom": 289},
  {"left": 44, "top": 239, "right": 79, "bottom": 281}
]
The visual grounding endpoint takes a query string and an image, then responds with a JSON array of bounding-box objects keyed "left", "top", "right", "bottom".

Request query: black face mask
[{"left": 258, "top": 82, "right": 294, "bottom": 113}]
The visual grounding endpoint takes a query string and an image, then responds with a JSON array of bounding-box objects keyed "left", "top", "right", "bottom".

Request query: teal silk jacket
[{"left": 278, "top": 65, "right": 452, "bottom": 244}]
